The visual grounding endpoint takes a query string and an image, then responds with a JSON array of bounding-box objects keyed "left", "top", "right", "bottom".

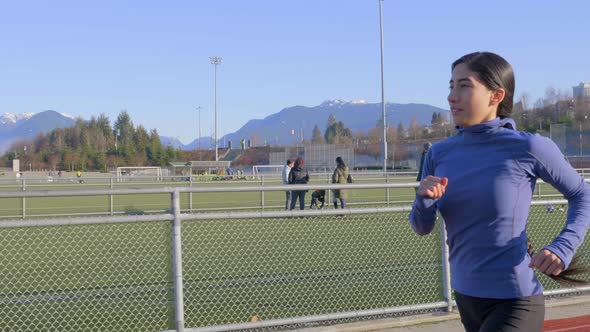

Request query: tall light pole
[
  {"left": 115, "top": 129, "right": 120, "bottom": 155},
  {"left": 210, "top": 56, "right": 222, "bottom": 161},
  {"left": 378, "top": 0, "right": 387, "bottom": 173},
  {"left": 196, "top": 106, "right": 203, "bottom": 151},
  {"left": 580, "top": 115, "right": 587, "bottom": 156}
]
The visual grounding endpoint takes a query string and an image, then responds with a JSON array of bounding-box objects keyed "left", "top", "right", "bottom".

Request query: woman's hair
[
  {"left": 295, "top": 157, "right": 304, "bottom": 167},
  {"left": 336, "top": 156, "right": 346, "bottom": 168},
  {"left": 527, "top": 239, "right": 589, "bottom": 287},
  {"left": 452, "top": 52, "right": 515, "bottom": 119}
]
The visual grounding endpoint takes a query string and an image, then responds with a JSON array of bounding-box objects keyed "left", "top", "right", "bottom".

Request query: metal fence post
[
  {"left": 189, "top": 175, "right": 193, "bottom": 213},
  {"left": 327, "top": 174, "right": 332, "bottom": 205},
  {"left": 171, "top": 190, "right": 185, "bottom": 332},
  {"left": 109, "top": 177, "right": 114, "bottom": 216},
  {"left": 260, "top": 175, "right": 265, "bottom": 210},
  {"left": 385, "top": 172, "right": 390, "bottom": 205},
  {"left": 22, "top": 178, "right": 26, "bottom": 219},
  {"left": 439, "top": 215, "right": 453, "bottom": 312}
]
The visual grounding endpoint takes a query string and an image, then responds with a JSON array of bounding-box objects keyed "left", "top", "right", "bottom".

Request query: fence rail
[
  {"left": 0, "top": 176, "right": 579, "bottom": 219},
  {"left": 0, "top": 185, "right": 588, "bottom": 332}
]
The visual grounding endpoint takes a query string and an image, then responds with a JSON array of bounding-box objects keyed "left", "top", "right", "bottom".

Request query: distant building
[{"left": 573, "top": 82, "right": 590, "bottom": 99}]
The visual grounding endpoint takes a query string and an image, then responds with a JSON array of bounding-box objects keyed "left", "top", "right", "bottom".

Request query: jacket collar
[{"left": 456, "top": 117, "right": 516, "bottom": 134}]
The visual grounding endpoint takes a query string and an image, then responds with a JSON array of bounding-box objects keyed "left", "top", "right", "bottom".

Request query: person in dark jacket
[
  {"left": 288, "top": 157, "right": 309, "bottom": 210},
  {"left": 282, "top": 159, "right": 294, "bottom": 210}
]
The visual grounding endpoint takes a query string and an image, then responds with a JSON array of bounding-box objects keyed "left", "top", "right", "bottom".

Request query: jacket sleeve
[
  {"left": 528, "top": 136, "right": 590, "bottom": 269},
  {"left": 288, "top": 169, "right": 294, "bottom": 184},
  {"left": 409, "top": 149, "right": 438, "bottom": 235}
]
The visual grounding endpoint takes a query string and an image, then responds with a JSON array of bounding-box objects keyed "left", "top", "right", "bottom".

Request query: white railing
[{"left": 0, "top": 176, "right": 578, "bottom": 219}]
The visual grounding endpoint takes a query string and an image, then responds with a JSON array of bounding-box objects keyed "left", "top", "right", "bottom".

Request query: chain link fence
[
  {"left": 181, "top": 210, "right": 442, "bottom": 329},
  {"left": 0, "top": 186, "right": 588, "bottom": 332},
  {"left": 545, "top": 123, "right": 590, "bottom": 162},
  {"left": 0, "top": 220, "right": 173, "bottom": 332},
  {"left": 527, "top": 202, "right": 590, "bottom": 290}
]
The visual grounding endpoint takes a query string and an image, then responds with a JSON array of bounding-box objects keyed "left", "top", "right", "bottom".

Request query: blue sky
[{"left": 1, "top": 1, "right": 589, "bottom": 143}]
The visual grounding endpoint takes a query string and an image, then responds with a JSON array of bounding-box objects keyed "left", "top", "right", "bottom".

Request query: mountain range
[
  {"left": 163, "top": 100, "right": 450, "bottom": 149},
  {"left": 160, "top": 136, "right": 215, "bottom": 150},
  {"left": 0, "top": 100, "right": 449, "bottom": 152},
  {"left": 0, "top": 110, "right": 76, "bottom": 153}
]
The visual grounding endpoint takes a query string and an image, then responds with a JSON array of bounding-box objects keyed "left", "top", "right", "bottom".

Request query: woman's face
[{"left": 447, "top": 63, "right": 500, "bottom": 127}]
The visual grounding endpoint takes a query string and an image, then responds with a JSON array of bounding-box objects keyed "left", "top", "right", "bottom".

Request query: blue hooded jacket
[{"left": 410, "top": 117, "right": 590, "bottom": 298}]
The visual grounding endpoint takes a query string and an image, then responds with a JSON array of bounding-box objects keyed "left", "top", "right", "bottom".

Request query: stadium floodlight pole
[
  {"left": 196, "top": 106, "right": 203, "bottom": 151},
  {"left": 210, "top": 56, "right": 222, "bottom": 161},
  {"left": 115, "top": 129, "right": 120, "bottom": 155},
  {"left": 378, "top": 0, "right": 387, "bottom": 173},
  {"left": 581, "top": 115, "right": 588, "bottom": 156}
]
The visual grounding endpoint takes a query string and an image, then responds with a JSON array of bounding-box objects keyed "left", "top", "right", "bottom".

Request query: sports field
[
  {"left": 0, "top": 174, "right": 562, "bottom": 218},
  {"left": 0, "top": 175, "right": 419, "bottom": 217},
  {"left": 0, "top": 176, "right": 584, "bottom": 332}
]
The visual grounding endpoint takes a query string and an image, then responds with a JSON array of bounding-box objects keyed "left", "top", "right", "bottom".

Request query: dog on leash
[{"left": 310, "top": 189, "right": 326, "bottom": 209}]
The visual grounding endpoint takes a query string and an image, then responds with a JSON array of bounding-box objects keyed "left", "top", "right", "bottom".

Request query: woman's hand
[
  {"left": 417, "top": 176, "right": 448, "bottom": 199},
  {"left": 529, "top": 249, "right": 565, "bottom": 276}
]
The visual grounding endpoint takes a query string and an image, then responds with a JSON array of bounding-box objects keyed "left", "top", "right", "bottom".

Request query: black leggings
[{"left": 455, "top": 292, "right": 545, "bottom": 332}]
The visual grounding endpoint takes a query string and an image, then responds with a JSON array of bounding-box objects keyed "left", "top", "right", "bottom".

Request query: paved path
[{"left": 295, "top": 295, "right": 590, "bottom": 332}]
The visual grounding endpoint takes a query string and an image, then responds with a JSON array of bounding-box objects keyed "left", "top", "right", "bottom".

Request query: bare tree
[
  {"left": 544, "top": 86, "right": 558, "bottom": 106},
  {"left": 519, "top": 92, "right": 531, "bottom": 111}
]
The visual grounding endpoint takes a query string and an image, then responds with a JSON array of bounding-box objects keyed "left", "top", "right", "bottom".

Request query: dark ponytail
[
  {"left": 527, "top": 239, "right": 589, "bottom": 287},
  {"left": 452, "top": 52, "right": 515, "bottom": 119}
]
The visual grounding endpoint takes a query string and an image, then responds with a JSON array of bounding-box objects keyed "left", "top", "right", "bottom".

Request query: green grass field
[
  {"left": 0, "top": 176, "right": 421, "bottom": 218},
  {"left": 0, "top": 175, "right": 562, "bottom": 218},
  {"left": 0, "top": 178, "right": 584, "bottom": 332},
  {"left": 0, "top": 210, "right": 444, "bottom": 331},
  {"left": 180, "top": 213, "right": 444, "bottom": 327}
]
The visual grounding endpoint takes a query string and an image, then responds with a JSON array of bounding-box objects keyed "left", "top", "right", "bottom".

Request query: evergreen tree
[
  {"left": 324, "top": 114, "right": 338, "bottom": 143},
  {"left": 96, "top": 114, "right": 112, "bottom": 138},
  {"left": 311, "top": 125, "right": 325, "bottom": 144},
  {"left": 1, "top": 110, "right": 172, "bottom": 171},
  {"left": 324, "top": 116, "right": 353, "bottom": 144},
  {"left": 327, "top": 114, "right": 337, "bottom": 127},
  {"left": 114, "top": 111, "right": 136, "bottom": 162},
  {"left": 147, "top": 129, "right": 164, "bottom": 165}
]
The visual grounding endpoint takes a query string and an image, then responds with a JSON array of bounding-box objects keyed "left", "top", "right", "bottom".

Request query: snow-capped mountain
[
  {"left": 0, "top": 112, "right": 36, "bottom": 125},
  {"left": 320, "top": 99, "right": 369, "bottom": 107},
  {"left": 0, "top": 110, "right": 76, "bottom": 152},
  {"left": 217, "top": 100, "right": 449, "bottom": 149},
  {"left": 59, "top": 112, "right": 76, "bottom": 120},
  {"left": 0, "top": 112, "right": 74, "bottom": 126},
  {"left": 159, "top": 99, "right": 448, "bottom": 150}
]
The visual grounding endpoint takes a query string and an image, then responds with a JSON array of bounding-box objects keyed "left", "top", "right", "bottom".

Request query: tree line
[
  {"left": 3, "top": 87, "right": 589, "bottom": 171},
  {"left": 1, "top": 111, "right": 177, "bottom": 172}
]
